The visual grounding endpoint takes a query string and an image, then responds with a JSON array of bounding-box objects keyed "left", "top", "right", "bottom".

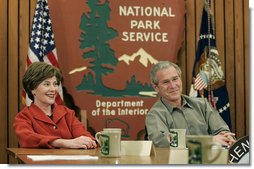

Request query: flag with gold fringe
[{"left": 189, "top": 0, "right": 231, "bottom": 128}]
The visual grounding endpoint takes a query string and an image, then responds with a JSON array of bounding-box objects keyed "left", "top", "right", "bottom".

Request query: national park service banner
[{"left": 49, "top": 0, "right": 185, "bottom": 139}]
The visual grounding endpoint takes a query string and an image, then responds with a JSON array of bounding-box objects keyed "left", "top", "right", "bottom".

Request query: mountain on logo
[
  {"left": 101, "top": 48, "right": 157, "bottom": 91},
  {"left": 118, "top": 48, "right": 158, "bottom": 67}
]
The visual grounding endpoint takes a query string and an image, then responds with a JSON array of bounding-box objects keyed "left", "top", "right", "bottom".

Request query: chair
[{"left": 80, "top": 110, "right": 87, "bottom": 129}]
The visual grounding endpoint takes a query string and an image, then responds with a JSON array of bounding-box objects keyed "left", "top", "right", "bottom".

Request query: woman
[{"left": 14, "top": 62, "right": 97, "bottom": 149}]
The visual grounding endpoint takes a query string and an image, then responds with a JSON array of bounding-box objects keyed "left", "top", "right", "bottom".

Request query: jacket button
[{"left": 53, "top": 126, "right": 57, "bottom": 129}]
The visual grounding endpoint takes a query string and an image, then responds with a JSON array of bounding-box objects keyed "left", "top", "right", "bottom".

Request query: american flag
[
  {"left": 23, "top": 0, "right": 63, "bottom": 106},
  {"left": 194, "top": 71, "right": 208, "bottom": 90}
]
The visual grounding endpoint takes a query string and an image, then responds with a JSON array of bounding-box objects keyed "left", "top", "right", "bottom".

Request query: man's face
[{"left": 153, "top": 66, "right": 182, "bottom": 103}]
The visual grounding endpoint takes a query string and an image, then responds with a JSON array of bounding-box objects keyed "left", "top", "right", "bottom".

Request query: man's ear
[{"left": 152, "top": 83, "right": 159, "bottom": 93}]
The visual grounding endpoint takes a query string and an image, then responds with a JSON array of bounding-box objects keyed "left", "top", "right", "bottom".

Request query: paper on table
[{"left": 27, "top": 155, "right": 99, "bottom": 161}]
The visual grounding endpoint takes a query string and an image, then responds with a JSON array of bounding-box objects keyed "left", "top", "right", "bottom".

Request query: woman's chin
[{"left": 47, "top": 99, "right": 55, "bottom": 105}]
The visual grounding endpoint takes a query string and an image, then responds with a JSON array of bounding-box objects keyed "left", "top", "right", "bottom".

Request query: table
[{"left": 6, "top": 147, "right": 188, "bottom": 164}]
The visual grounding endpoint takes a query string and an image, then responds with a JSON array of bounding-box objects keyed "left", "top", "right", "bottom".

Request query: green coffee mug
[
  {"left": 187, "top": 135, "right": 222, "bottom": 164},
  {"left": 95, "top": 128, "right": 121, "bottom": 157}
]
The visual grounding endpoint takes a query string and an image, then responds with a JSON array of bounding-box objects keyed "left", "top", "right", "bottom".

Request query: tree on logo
[{"left": 78, "top": 0, "right": 118, "bottom": 93}]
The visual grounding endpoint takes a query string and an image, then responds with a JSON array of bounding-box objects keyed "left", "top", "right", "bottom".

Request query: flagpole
[{"left": 205, "top": 0, "right": 214, "bottom": 108}]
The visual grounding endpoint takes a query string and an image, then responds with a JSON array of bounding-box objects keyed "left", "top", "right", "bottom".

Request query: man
[{"left": 146, "top": 61, "right": 235, "bottom": 147}]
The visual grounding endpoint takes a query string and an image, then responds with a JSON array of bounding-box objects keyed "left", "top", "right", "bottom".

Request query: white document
[{"left": 27, "top": 155, "right": 99, "bottom": 161}]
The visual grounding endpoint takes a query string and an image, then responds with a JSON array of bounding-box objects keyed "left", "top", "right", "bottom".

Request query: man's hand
[{"left": 213, "top": 132, "right": 236, "bottom": 147}]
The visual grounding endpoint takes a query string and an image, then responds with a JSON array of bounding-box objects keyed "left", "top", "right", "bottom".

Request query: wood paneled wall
[{"left": 0, "top": 0, "right": 249, "bottom": 164}]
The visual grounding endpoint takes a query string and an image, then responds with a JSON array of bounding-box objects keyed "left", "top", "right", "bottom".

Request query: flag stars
[
  {"left": 33, "top": 17, "right": 37, "bottom": 23},
  {"left": 35, "top": 37, "right": 40, "bottom": 43},
  {"left": 43, "top": 39, "right": 48, "bottom": 45},
  {"left": 36, "top": 30, "right": 41, "bottom": 36},
  {"left": 46, "top": 26, "right": 51, "bottom": 31},
  {"left": 49, "top": 40, "right": 54, "bottom": 45},
  {"left": 41, "top": 46, "right": 46, "bottom": 52},
  {"left": 37, "top": 23, "right": 42, "bottom": 29},
  {"left": 34, "top": 43, "right": 39, "bottom": 49},
  {"left": 43, "top": 11, "right": 48, "bottom": 17},
  {"left": 44, "top": 32, "right": 49, "bottom": 38},
  {"left": 218, "top": 103, "right": 230, "bottom": 113},
  {"left": 38, "top": 16, "right": 42, "bottom": 22},
  {"left": 29, "top": 0, "right": 56, "bottom": 59},
  {"left": 199, "top": 34, "right": 215, "bottom": 40}
]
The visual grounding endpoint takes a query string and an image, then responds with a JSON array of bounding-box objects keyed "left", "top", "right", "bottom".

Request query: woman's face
[{"left": 32, "top": 76, "right": 59, "bottom": 107}]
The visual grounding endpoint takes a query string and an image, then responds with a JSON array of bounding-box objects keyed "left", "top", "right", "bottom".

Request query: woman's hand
[{"left": 50, "top": 136, "right": 97, "bottom": 149}]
